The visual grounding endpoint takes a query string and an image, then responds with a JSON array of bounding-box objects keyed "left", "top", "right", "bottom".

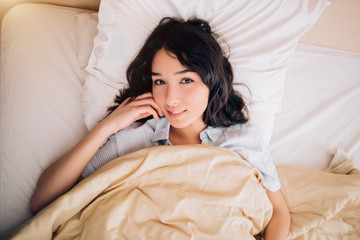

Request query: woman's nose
[{"left": 165, "top": 85, "right": 180, "bottom": 106}]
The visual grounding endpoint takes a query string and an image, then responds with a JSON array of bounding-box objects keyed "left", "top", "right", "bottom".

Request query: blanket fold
[{"left": 277, "top": 153, "right": 360, "bottom": 240}]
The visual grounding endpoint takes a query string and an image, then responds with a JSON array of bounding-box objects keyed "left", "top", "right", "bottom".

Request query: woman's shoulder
[
  {"left": 225, "top": 122, "right": 259, "bottom": 136},
  {"left": 202, "top": 122, "right": 261, "bottom": 146},
  {"left": 220, "top": 122, "right": 267, "bottom": 147}
]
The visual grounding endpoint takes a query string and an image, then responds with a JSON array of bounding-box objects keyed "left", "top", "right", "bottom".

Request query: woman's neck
[{"left": 169, "top": 124, "right": 206, "bottom": 145}]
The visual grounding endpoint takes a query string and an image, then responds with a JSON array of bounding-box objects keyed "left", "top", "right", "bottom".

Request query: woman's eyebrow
[
  {"left": 151, "top": 72, "right": 161, "bottom": 76},
  {"left": 151, "top": 69, "right": 193, "bottom": 76},
  {"left": 175, "top": 69, "right": 193, "bottom": 75}
]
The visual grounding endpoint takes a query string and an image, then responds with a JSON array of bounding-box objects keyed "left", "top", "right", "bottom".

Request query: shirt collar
[
  {"left": 152, "top": 117, "right": 171, "bottom": 143},
  {"left": 200, "top": 126, "right": 224, "bottom": 143}
]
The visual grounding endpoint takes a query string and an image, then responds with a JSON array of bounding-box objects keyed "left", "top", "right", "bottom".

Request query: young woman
[{"left": 30, "top": 17, "right": 290, "bottom": 239}]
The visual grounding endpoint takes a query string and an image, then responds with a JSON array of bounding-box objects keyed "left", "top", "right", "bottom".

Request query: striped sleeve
[{"left": 81, "top": 134, "right": 119, "bottom": 178}]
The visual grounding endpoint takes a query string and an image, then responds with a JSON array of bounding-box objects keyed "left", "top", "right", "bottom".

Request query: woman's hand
[{"left": 100, "top": 92, "right": 164, "bottom": 135}]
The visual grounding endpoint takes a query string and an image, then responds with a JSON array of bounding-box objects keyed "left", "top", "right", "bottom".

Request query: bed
[{"left": 1, "top": 0, "right": 359, "bottom": 239}]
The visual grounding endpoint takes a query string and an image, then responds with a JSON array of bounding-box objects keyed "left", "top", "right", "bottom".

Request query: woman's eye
[
  {"left": 153, "top": 79, "right": 165, "bottom": 85},
  {"left": 181, "top": 78, "right": 194, "bottom": 84}
]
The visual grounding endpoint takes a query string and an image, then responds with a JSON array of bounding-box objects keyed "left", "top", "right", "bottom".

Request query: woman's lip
[{"left": 167, "top": 110, "right": 186, "bottom": 118}]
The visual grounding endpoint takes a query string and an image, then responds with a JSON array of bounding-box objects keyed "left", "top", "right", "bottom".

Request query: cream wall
[
  {"left": 0, "top": 0, "right": 359, "bottom": 53},
  {"left": 300, "top": 0, "right": 360, "bottom": 53}
]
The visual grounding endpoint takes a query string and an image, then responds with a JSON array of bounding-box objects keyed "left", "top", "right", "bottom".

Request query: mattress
[{"left": 0, "top": 2, "right": 359, "bottom": 235}]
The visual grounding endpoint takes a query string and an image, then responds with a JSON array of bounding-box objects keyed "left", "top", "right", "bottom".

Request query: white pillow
[{"left": 82, "top": 0, "right": 329, "bottom": 143}]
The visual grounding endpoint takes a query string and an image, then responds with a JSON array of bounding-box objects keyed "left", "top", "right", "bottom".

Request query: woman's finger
[
  {"left": 129, "top": 95, "right": 164, "bottom": 117},
  {"left": 134, "top": 106, "right": 161, "bottom": 121}
]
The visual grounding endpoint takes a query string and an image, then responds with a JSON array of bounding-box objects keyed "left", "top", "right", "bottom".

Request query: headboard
[{"left": 1, "top": 0, "right": 359, "bottom": 53}]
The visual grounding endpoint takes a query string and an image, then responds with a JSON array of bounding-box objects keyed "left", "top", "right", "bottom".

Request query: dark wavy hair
[{"left": 109, "top": 17, "right": 248, "bottom": 127}]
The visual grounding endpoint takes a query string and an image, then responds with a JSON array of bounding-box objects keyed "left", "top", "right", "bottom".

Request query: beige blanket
[
  {"left": 10, "top": 145, "right": 272, "bottom": 240},
  {"left": 9, "top": 146, "right": 360, "bottom": 239},
  {"left": 278, "top": 157, "right": 360, "bottom": 240}
]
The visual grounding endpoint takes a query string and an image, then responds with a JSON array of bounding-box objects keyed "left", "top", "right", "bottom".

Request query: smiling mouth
[{"left": 167, "top": 110, "right": 186, "bottom": 118}]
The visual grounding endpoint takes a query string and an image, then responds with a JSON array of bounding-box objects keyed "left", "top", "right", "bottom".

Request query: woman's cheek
[{"left": 152, "top": 88, "right": 163, "bottom": 107}]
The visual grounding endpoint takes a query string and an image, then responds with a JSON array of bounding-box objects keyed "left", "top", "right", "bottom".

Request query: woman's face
[{"left": 151, "top": 48, "right": 210, "bottom": 131}]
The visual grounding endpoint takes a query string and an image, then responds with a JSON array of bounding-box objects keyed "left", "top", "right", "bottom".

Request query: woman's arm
[
  {"left": 264, "top": 189, "right": 290, "bottom": 240},
  {"left": 30, "top": 93, "right": 163, "bottom": 213},
  {"left": 29, "top": 123, "right": 113, "bottom": 213}
]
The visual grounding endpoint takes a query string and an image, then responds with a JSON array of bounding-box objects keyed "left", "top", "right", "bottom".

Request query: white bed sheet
[
  {"left": 271, "top": 43, "right": 360, "bottom": 171},
  {"left": 0, "top": 3, "right": 359, "bottom": 236}
]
